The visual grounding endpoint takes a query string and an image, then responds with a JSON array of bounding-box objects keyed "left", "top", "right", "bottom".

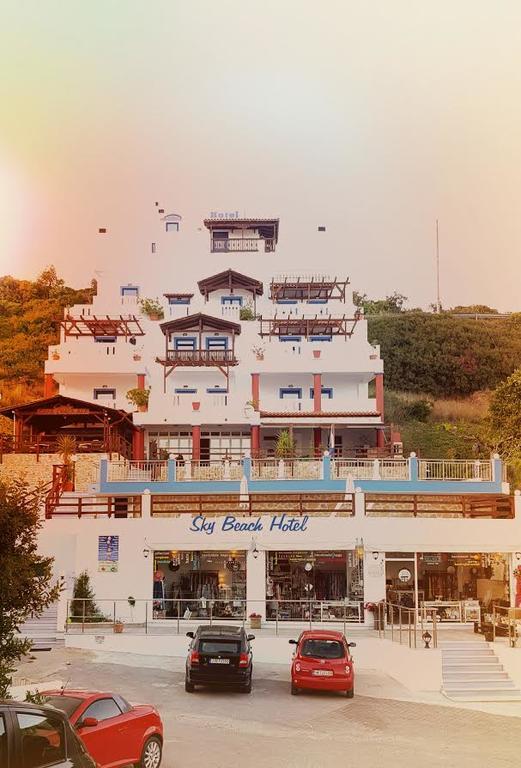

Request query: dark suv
[
  {"left": 0, "top": 699, "right": 97, "bottom": 768},
  {"left": 185, "top": 625, "right": 255, "bottom": 693}
]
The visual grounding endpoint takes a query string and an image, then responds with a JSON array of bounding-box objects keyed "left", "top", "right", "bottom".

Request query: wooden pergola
[
  {"left": 270, "top": 275, "right": 350, "bottom": 302},
  {"left": 258, "top": 314, "right": 360, "bottom": 339},
  {"left": 156, "top": 313, "right": 241, "bottom": 391},
  {"left": 59, "top": 314, "right": 144, "bottom": 339},
  {"left": 197, "top": 269, "right": 263, "bottom": 312},
  {"left": 0, "top": 395, "right": 136, "bottom": 458}
]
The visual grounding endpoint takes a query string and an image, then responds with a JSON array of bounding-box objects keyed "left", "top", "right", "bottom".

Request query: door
[
  {"left": 15, "top": 709, "right": 70, "bottom": 768},
  {"left": 76, "top": 697, "right": 127, "bottom": 767},
  {"left": 200, "top": 438, "right": 211, "bottom": 465}
]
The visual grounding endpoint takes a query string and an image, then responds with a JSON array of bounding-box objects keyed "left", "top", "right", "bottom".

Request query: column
[
  {"left": 377, "top": 429, "right": 385, "bottom": 449},
  {"left": 132, "top": 428, "right": 145, "bottom": 460},
  {"left": 137, "top": 373, "right": 146, "bottom": 390},
  {"left": 314, "top": 427, "right": 322, "bottom": 457},
  {"left": 192, "top": 425, "right": 201, "bottom": 462},
  {"left": 313, "top": 373, "right": 322, "bottom": 412},
  {"left": 375, "top": 373, "right": 384, "bottom": 418},
  {"left": 251, "top": 373, "right": 260, "bottom": 411},
  {"left": 44, "top": 373, "right": 58, "bottom": 397},
  {"left": 246, "top": 549, "right": 266, "bottom": 619},
  {"left": 251, "top": 425, "right": 260, "bottom": 457}
]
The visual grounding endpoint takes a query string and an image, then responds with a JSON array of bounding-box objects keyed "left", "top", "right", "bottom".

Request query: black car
[
  {"left": 0, "top": 699, "right": 97, "bottom": 768},
  {"left": 185, "top": 625, "right": 255, "bottom": 693}
]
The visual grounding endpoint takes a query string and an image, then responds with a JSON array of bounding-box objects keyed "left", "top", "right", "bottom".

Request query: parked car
[
  {"left": 40, "top": 689, "right": 163, "bottom": 768},
  {"left": 185, "top": 625, "right": 255, "bottom": 693},
  {"left": 289, "top": 629, "right": 356, "bottom": 697},
  {"left": 0, "top": 699, "right": 97, "bottom": 768}
]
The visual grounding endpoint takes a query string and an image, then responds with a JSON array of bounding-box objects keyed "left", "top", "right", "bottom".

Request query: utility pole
[{"left": 435, "top": 219, "right": 441, "bottom": 313}]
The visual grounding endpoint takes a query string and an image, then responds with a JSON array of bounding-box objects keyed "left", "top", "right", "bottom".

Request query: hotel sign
[
  {"left": 209, "top": 211, "right": 239, "bottom": 220},
  {"left": 189, "top": 514, "right": 309, "bottom": 535}
]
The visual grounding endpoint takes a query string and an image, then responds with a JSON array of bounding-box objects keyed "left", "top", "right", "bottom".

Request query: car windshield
[
  {"left": 301, "top": 639, "right": 344, "bottom": 659},
  {"left": 41, "top": 696, "right": 83, "bottom": 718},
  {"left": 199, "top": 640, "right": 240, "bottom": 655}
]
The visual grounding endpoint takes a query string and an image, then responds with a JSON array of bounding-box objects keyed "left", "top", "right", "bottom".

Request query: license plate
[
  {"left": 209, "top": 658, "right": 230, "bottom": 664},
  {"left": 312, "top": 669, "right": 333, "bottom": 677}
]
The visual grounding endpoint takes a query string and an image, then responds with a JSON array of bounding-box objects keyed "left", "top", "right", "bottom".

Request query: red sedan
[
  {"left": 41, "top": 690, "right": 163, "bottom": 768},
  {"left": 289, "top": 630, "right": 356, "bottom": 697}
]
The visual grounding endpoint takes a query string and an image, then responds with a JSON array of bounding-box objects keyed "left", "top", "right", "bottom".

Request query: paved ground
[{"left": 15, "top": 649, "right": 521, "bottom": 768}]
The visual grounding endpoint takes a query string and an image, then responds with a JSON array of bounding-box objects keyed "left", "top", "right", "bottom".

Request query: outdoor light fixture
[
  {"left": 251, "top": 537, "right": 259, "bottom": 559},
  {"left": 143, "top": 548, "right": 149, "bottom": 559},
  {"left": 355, "top": 538, "right": 365, "bottom": 559},
  {"left": 422, "top": 630, "right": 432, "bottom": 649}
]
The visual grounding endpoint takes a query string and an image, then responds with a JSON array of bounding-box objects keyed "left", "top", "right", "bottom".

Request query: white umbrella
[{"left": 239, "top": 474, "right": 249, "bottom": 510}]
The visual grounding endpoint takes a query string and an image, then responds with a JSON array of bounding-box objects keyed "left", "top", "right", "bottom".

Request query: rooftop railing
[
  {"left": 107, "top": 460, "right": 168, "bottom": 482},
  {"left": 418, "top": 459, "right": 492, "bottom": 482},
  {"left": 333, "top": 458, "right": 409, "bottom": 481},
  {"left": 251, "top": 458, "right": 322, "bottom": 480}
]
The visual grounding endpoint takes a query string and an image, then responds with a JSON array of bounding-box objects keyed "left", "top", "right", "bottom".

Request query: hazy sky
[{"left": 1, "top": 1, "right": 521, "bottom": 309}]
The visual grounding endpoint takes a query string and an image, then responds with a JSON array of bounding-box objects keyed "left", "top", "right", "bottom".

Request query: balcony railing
[
  {"left": 165, "top": 349, "right": 237, "bottom": 365},
  {"left": 176, "top": 460, "right": 243, "bottom": 482},
  {"left": 107, "top": 461, "right": 168, "bottom": 482},
  {"left": 333, "top": 459, "right": 409, "bottom": 481},
  {"left": 211, "top": 238, "right": 259, "bottom": 252},
  {"left": 251, "top": 458, "right": 322, "bottom": 480},
  {"left": 418, "top": 460, "right": 492, "bottom": 482}
]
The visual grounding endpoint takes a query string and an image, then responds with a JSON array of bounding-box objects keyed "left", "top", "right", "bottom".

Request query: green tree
[
  {"left": 489, "top": 369, "right": 521, "bottom": 460},
  {"left": 71, "top": 571, "right": 102, "bottom": 622},
  {"left": 275, "top": 429, "right": 296, "bottom": 458},
  {"left": 0, "top": 479, "right": 62, "bottom": 698},
  {"left": 353, "top": 291, "right": 407, "bottom": 314}
]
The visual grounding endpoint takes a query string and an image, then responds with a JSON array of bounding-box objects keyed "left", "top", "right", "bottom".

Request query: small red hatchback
[
  {"left": 289, "top": 630, "right": 356, "bottom": 697},
  {"left": 41, "top": 690, "right": 163, "bottom": 768}
]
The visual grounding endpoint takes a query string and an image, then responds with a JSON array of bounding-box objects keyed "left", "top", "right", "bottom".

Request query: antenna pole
[{"left": 436, "top": 219, "right": 441, "bottom": 313}]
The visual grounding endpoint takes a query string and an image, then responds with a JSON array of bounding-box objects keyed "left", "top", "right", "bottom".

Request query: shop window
[
  {"left": 94, "top": 388, "right": 116, "bottom": 399},
  {"left": 279, "top": 387, "right": 302, "bottom": 399}
]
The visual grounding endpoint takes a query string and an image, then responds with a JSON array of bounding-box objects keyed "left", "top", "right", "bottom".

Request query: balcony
[
  {"left": 211, "top": 238, "right": 259, "bottom": 253},
  {"left": 163, "top": 349, "right": 238, "bottom": 366}
]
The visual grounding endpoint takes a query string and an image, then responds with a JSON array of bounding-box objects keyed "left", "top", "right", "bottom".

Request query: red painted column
[
  {"left": 137, "top": 373, "right": 145, "bottom": 390},
  {"left": 43, "top": 374, "right": 58, "bottom": 397},
  {"left": 375, "top": 373, "right": 384, "bottom": 419},
  {"left": 192, "top": 425, "right": 201, "bottom": 462},
  {"left": 132, "top": 428, "right": 145, "bottom": 460},
  {"left": 313, "top": 427, "right": 322, "bottom": 457},
  {"left": 251, "top": 425, "right": 260, "bottom": 457},
  {"left": 251, "top": 373, "right": 260, "bottom": 411},
  {"left": 313, "top": 373, "right": 322, "bottom": 412},
  {"left": 377, "top": 429, "right": 385, "bottom": 449}
]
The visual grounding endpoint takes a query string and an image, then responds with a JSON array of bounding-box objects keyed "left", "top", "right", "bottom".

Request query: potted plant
[
  {"left": 249, "top": 612, "right": 262, "bottom": 629},
  {"left": 139, "top": 297, "right": 164, "bottom": 321},
  {"left": 275, "top": 429, "right": 296, "bottom": 459},
  {"left": 133, "top": 352, "right": 142, "bottom": 361},
  {"left": 113, "top": 619, "right": 124, "bottom": 634},
  {"left": 239, "top": 302, "right": 255, "bottom": 321},
  {"left": 251, "top": 345, "right": 265, "bottom": 361},
  {"left": 192, "top": 401, "right": 200, "bottom": 411},
  {"left": 56, "top": 434, "right": 76, "bottom": 491},
  {"left": 51, "top": 350, "right": 60, "bottom": 361},
  {"left": 312, "top": 349, "right": 321, "bottom": 359},
  {"left": 126, "top": 387, "right": 150, "bottom": 412}
]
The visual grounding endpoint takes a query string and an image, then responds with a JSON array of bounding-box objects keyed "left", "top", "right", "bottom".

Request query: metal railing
[
  {"left": 251, "top": 458, "right": 322, "bottom": 480},
  {"left": 107, "top": 460, "right": 168, "bottom": 482},
  {"left": 364, "top": 493, "right": 514, "bottom": 518},
  {"left": 375, "top": 602, "right": 439, "bottom": 649},
  {"left": 211, "top": 238, "right": 259, "bottom": 252},
  {"left": 176, "top": 460, "right": 243, "bottom": 482},
  {"left": 64, "top": 598, "right": 364, "bottom": 635},
  {"left": 333, "top": 458, "right": 409, "bottom": 481},
  {"left": 418, "top": 459, "right": 492, "bottom": 481},
  {"left": 151, "top": 492, "right": 354, "bottom": 517}
]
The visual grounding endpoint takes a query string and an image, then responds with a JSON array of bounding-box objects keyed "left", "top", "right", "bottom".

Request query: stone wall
[{"left": 0, "top": 453, "right": 101, "bottom": 492}]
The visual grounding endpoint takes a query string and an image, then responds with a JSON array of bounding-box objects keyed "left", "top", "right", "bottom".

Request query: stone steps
[{"left": 441, "top": 641, "right": 521, "bottom": 702}]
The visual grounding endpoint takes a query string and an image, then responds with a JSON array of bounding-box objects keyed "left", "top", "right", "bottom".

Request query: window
[
  {"left": 0, "top": 715, "right": 7, "bottom": 768},
  {"left": 206, "top": 337, "right": 228, "bottom": 350},
  {"left": 276, "top": 299, "right": 298, "bottom": 305},
  {"left": 279, "top": 336, "right": 301, "bottom": 342},
  {"left": 221, "top": 296, "right": 243, "bottom": 306},
  {"left": 94, "top": 336, "right": 116, "bottom": 343},
  {"left": 309, "top": 387, "right": 333, "bottom": 399},
  {"left": 279, "top": 387, "right": 302, "bottom": 399},
  {"left": 301, "top": 639, "right": 344, "bottom": 659},
  {"left": 318, "top": 226, "right": 326, "bottom": 232},
  {"left": 174, "top": 337, "right": 196, "bottom": 350},
  {"left": 168, "top": 297, "right": 191, "bottom": 305},
  {"left": 93, "top": 388, "right": 116, "bottom": 399},
  {"left": 307, "top": 299, "right": 328, "bottom": 304},
  {"left": 199, "top": 640, "right": 240, "bottom": 655},
  {"left": 81, "top": 698, "right": 122, "bottom": 723},
  {"left": 42, "top": 696, "right": 83, "bottom": 718},
  {"left": 174, "top": 388, "right": 197, "bottom": 395},
  {"left": 120, "top": 285, "right": 139, "bottom": 297},
  {"left": 207, "top": 387, "right": 227, "bottom": 394},
  {"left": 309, "top": 335, "right": 332, "bottom": 342},
  {"left": 17, "top": 711, "right": 66, "bottom": 767},
  {"left": 166, "top": 222, "right": 179, "bottom": 232},
  {"left": 151, "top": 242, "right": 156, "bottom": 253}
]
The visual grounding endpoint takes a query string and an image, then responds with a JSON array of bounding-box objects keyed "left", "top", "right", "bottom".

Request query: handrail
[{"left": 375, "top": 601, "right": 438, "bottom": 649}]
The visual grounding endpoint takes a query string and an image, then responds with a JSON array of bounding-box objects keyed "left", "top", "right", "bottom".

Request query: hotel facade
[{"left": 2, "top": 210, "right": 520, "bottom": 628}]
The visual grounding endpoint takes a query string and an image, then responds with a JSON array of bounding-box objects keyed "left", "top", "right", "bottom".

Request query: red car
[
  {"left": 41, "top": 690, "right": 163, "bottom": 768},
  {"left": 289, "top": 630, "right": 356, "bottom": 697}
]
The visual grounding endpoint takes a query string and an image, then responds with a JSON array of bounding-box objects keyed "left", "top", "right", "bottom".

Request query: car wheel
[
  {"left": 291, "top": 682, "right": 299, "bottom": 695},
  {"left": 139, "top": 736, "right": 162, "bottom": 768},
  {"left": 185, "top": 677, "right": 195, "bottom": 693},
  {"left": 345, "top": 687, "right": 354, "bottom": 698},
  {"left": 241, "top": 674, "right": 252, "bottom": 693}
]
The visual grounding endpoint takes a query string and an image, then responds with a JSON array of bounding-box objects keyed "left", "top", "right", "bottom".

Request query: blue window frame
[
  {"left": 307, "top": 299, "right": 328, "bottom": 304},
  {"left": 276, "top": 299, "right": 298, "bottom": 305},
  {"left": 309, "top": 335, "right": 332, "bottom": 342},
  {"left": 221, "top": 296, "right": 243, "bottom": 306},
  {"left": 206, "top": 337, "right": 228, "bottom": 350},
  {"left": 168, "top": 297, "right": 191, "bottom": 305},
  {"left": 94, "top": 336, "right": 116, "bottom": 343},
  {"left": 279, "top": 387, "right": 302, "bottom": 399},
  {"left": 174, "top": 388, "right": 197, "bottom": 394},
  {"left": 120, "top": 285, "right": 139, "bottom": 297},
  {"left": 174, "top": 337, "right": 196, "bottom": 350},
  {"left": 279, "top": 335, "right": 302, "bottom": 342},
  {"left": 94, "top": 388, "right": 116, "bottom": 399},
  {"left": 207, "top": 387, "right": 227, "bottom": 394},
  {"left": 309, "top": 387, "right": 333, "bottom": 399}
]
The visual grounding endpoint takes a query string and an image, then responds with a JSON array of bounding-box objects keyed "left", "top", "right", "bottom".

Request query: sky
[{"left": 1, "top": 1, "right": 521, "bottom": 310}]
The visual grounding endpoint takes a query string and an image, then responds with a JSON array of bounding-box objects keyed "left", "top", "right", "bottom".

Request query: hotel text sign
[{"left": 189, "top": 514, "right": 309, "bottom": 535}]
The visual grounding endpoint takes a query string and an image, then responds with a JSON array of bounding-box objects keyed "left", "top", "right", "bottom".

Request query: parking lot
[{"left": 16, "top": 648, "right": 521, "bottom": 768}]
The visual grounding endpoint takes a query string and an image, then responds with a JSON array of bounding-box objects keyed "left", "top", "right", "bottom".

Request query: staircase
[
  {"left": 441, "top": 640, "right": 521, "bottom": 702},
  {"left": 19, "top": 604, "right": 64, "bottom": 651}
]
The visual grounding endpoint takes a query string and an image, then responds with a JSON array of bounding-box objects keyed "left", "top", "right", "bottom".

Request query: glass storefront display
[
  {"left": 153, "top": 550, "right": 246, "bottom": 619},
  {"left": 266, "top": 550, "right": 363, "bottom": 621},
  {"left": 148, "top": 430, "right": 250, "bottom": 461}
]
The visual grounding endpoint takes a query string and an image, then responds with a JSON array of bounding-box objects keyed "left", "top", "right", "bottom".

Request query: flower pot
[
  {"left": 313, "top": 350, "right": 321, "bottom": 359},
  {"left": 255, "top": 354, "right": 264, "bottom": 361},
  {"left": 52, "top": 353, "right": 60, "bottom": 360},
  {"left": 192, "top": 402, "right": 200, "bottom": 411},
  {"left": 138, "top": 404, "right": 147, "bottom": 412},
  {"left": 113, "top": 622, "right": 124, "bottom": 634},
  {"left": 148, "top": 313, "right": 161, "bottom": 321},
  {"left": 249, "top": 617, "right": 262, "bottom": 630}
]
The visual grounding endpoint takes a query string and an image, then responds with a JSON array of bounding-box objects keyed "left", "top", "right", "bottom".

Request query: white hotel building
[{"left": 2, "top": 209, "right": 520, "bottom": 629}]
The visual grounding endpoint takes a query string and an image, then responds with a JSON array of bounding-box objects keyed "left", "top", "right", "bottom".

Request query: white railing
[
  {"left": 251, "top": 458, "right": 322, "bottom": 480},
  {"left": 333, "top": 458, "right": 409, "bottom": 481},
  {"left": 172, "top": 394, "right": 229, "bottom": 408},
  {"left": 107, "top": 461, "right": 168, "bottom": 482},
  {"left": 221, "top": 305, "right": 241, "bottom": 320},
  {"left": 176, "top": 460, "right": 243, "bottom": 482},
  {"left": 418, "top": 459, "right": 492, "bottom": 482}
]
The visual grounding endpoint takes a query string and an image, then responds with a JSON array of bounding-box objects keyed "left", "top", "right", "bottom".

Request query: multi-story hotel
[{"left": 1, "top": 209, "right": 520, "bottom": 629}]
